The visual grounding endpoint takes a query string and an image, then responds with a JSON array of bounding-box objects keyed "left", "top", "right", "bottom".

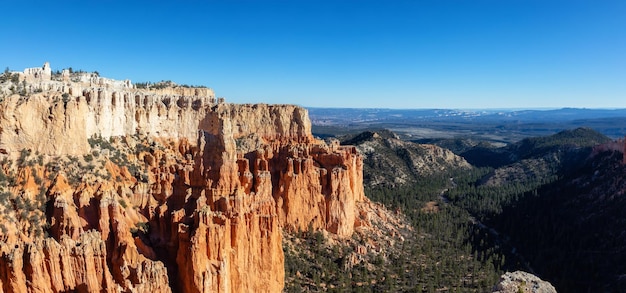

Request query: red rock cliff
[{"left": 0, "top": 68, "right": 365, "bottom": 292}]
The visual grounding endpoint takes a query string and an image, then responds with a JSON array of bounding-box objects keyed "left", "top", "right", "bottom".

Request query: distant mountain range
[
  {"left": 308, "top": 107, "right": 626, "bottom": 123},
  {"left": 308, "top": 107, "right": 626, "bottom": 142}
]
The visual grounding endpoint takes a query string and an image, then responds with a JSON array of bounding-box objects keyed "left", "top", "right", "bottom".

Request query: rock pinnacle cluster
[{"left": 0, "top": 63, "right": 367, "bottom": 292}]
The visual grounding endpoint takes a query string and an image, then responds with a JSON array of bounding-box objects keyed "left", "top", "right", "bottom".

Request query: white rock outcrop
[
  {"left": 493, "top": 271, "right": 557, "bottom": 293},
  {"left": 0, "top": 63, "right": 217, "bottom": 156}
]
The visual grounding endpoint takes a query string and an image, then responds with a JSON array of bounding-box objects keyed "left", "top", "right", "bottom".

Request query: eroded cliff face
[
  {"left": 0, "top": 67, "right": 365, "bottom": 292},
  {"left": 0, "top": 90, "right": 214, "bottom": 157}
]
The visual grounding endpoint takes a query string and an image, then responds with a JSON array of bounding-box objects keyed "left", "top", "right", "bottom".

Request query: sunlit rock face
[{"left": 0, "top": 64, "right": 366, "bottom": 292}]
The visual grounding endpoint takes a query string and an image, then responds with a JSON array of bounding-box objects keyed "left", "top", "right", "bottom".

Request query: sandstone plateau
[{"left": 0, "top": 63, "right": 367, "bottom": 292}]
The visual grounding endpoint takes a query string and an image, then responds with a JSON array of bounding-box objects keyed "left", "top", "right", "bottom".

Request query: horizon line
[{"left": 303, "top": 106, "right": 626, "bottom": 111}]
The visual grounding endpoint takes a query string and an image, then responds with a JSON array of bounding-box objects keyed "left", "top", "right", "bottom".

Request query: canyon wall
[
  {"left": 0, "top": 88, "right": 215, "bottom": 156},
  {"left": 0, "top": 64, "right": 366, "bottom": 292}
]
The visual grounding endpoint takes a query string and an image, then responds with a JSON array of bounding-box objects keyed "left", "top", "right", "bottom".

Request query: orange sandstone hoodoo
[{"left": 0, "top": 64, "right": 366, "bottom": 292}]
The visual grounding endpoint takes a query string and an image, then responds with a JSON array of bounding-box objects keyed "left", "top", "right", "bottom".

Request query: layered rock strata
[{"left": 0, "top": 64, "right": 365, "bottom": 292}]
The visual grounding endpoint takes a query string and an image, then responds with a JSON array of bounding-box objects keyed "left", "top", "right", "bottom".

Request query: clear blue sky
[{"left": 1, "top": 0, "right": 624, "bottom": 109}]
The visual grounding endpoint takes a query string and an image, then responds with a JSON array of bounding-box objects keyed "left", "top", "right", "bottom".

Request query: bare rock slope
[{"left": 342, "top": 130, "right": 471, "bottom": 187}]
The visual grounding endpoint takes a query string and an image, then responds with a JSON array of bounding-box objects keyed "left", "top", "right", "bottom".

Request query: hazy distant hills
[
  {"left": 309, "top": 107, "right": 626, "bottom": 142},
  {"left": 422, "top": 127, "right": 612, "bottom": 168},
  {"left": 309, "top": 107, "right": 626, "bottom": 123}
]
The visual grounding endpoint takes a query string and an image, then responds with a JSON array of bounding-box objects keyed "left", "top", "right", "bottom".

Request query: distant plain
[{"left": 308, "top": 107, "right": 626, "bottom": 143}]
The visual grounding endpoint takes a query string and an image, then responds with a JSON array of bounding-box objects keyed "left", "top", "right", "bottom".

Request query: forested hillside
[
  {"left": 443, "top": 128, "right": 626, "bottom": 292},
  {"left": 287, "top": 127, "right": 624, "bottom": 292},
  {"left": 490, "top": 149, "right": 626, "bottom": 292},
  {"left": 286, "top": 130, "right": 509, "bottom": 292}
]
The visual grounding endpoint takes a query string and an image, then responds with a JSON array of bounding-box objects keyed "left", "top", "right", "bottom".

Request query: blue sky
[{"left": 1, "top": 0, "right": 624, "bottom": 109}]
